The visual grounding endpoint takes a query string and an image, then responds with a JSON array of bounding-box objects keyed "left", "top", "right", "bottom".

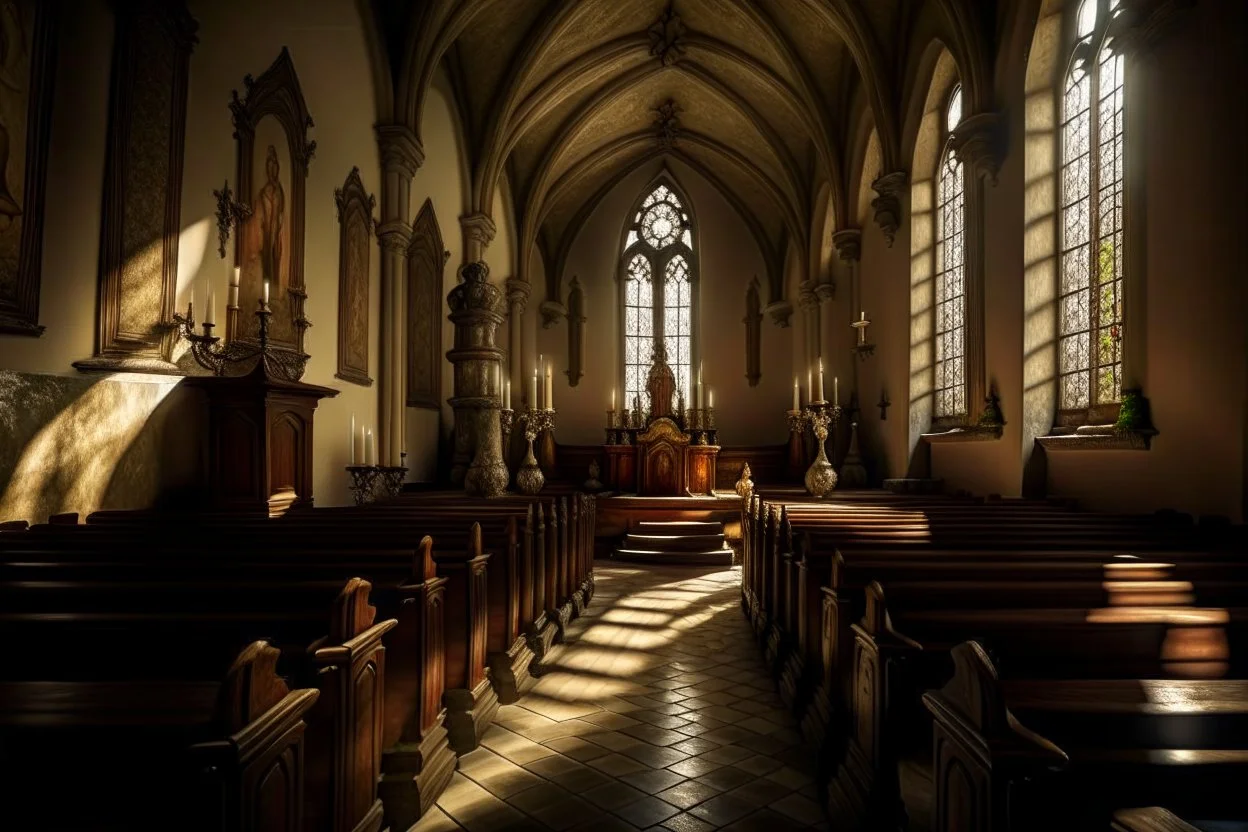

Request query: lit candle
[
  {"left": 834, "top": 375, "right": 839, "bottom": 404},
  {"left": 354, "top": 422, "right": 365, "bottom": 466},
  {"left": 531, "top": 368, "right": 538, "bottom": 410},
  {"left": 860, "top": 310, "right": 866, "bottom": 322},
  {"left": 807, "top": 368, "right": 813, "bottom": 402},
  {"left": 612, "top": 388, "right": 616, "bottom": 411},
  {"left": 545, "top": 362, "right": 553, "bottom": 409},
  {"left": 350, "top": 413, "right": 356, "bottom": 465},
  {"left": 204, "top": 286, "right": 215, "bottom": 326},
  {"left": 263, "top": 280, "right": 270, "bottom": 305},
  {"left": 793, "top": 377, "right": 800, "bottom": 411},
  {"left": 365, "top": 428, "right": 375, "bottom": 466},
  {"left": 816, "top": 357, "right": 825, "bottom": 402},
  {"left": 504, "top": 379, "right": 511, "bottom": 410},
  {"left": 229, "top": 267, "right": 240, "bottom": 308},
  {"left": 709, "top": 389, "right": 714, "bottom": 409}
]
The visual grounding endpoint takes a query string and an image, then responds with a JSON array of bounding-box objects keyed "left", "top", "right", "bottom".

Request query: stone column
[
  {"left": 376, "top": 125, "right": 424, "bottom": 465},
  {"left": 798, "top": 279, "right": 819, "bottom": 383},
  {"left": 447, "top": 262, "right": 508, "bottom": 497},
  {"left": 505, "top": 278, "right": 530, "bottom": 404},
  {"left": 833, "top": 228, "right": 863, "bottom": 398},
  {"left": 870, "top": 171, "right": 907, "bottom": 248},
  {"left": 461, "top": 213, "right": 496, "bottom": 266},
  {"left": 951, "top": 112, "right": 1002, "bottom": 421}
]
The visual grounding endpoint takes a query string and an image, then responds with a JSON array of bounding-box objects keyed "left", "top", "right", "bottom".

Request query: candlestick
[
  {"left": 350, "top": 413, "right": 356, "bottom": 465},
  {"left": 793, "top": 377, "right": 800, "bottom": 411},
  {"left": 816, "top": 357, "right": 825, "bottom": 402}
]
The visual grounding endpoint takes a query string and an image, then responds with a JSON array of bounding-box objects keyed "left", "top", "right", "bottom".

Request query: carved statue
[
  {"left": 735, "top": 462, "right": 755, "bottom": 499},
  {"left": 257, "top": 145, "right": 285, "bottom": 287}
]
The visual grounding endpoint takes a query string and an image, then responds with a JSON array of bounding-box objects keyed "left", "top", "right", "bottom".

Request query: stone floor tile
[
  {"left": 631, "top": 711, "right": 692, "bottom": 729},
  {"left": 655, "top": 779, "right": 723, "bottom": 810},
  {"left": 506, "top": 781, "right": 576, "bottom": 814},
  {"left": 544, "top": 736, "right": 613, "bottom": 762},
  {"left": 587, "top": 752, "right": 651, "bottom": 777},
  {"left": 614, "top": 795, "right": 681, "bottom": 828},
  {"left": 693, "top": 765, "right": 755, "bottom": 792},
  {"left": 582, "top": 780, "right": 649, "bottom": 810},
  {"left": 661, "top": 812, "right": 717, "bottom": 832},
  {"left": 719, "top": 807, "right": 804, "bottom": 832},
  {"left": 410, "top": 805, "right": 463, "bottom": 831},
  {"left": 769, "top": 792, "right": 825, "bottom": 826},
  {"left": 567, "top": 816, "right": 641, "bottom": 832},
  {"left": 732, "top": 754, "right": 785, "bottom": 777},
  {"left": 580, "top": 710, "right": 644, "bottom": 731},
  {"left": 696, "top": 745, "right": 755, "bottom": 765},
  {"left": 687, "top": 793, "right": 757, "bottom": 827},
  {"left": 669, "top": 737, "right": 720, "bottom": 756},
  {"left": 666, "top": 755, "right": 723, "bottom": 779},
  {"left": 618, "top": 767, "right": 687, "bottom": 795},
  {"left": 586, "top": 731, "right": 646, "bottom": 752},
  {"left": 765, "top": 765, "right": 815, "bottom": 790},
  {"left": 729, "top": 777, "right": 794, "bottom": 807},
  {"left": 620, "top": 743, "right": 690, "bottom": 769},
  {"left": 621, "top": 724, "right": 690, "bottom": 747}
]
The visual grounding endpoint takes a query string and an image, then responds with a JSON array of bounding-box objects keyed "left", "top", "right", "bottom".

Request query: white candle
[
  {"left": 793, "top": 378, "right": 800, "bottom": 411},
  {"left": 612, "top": 388, "right": 616, "bottom": 410},
  {"left": 697, "top": 381, "right": 704, "bottom": 410},
  {"left": 860, "top": 310, "right": 866, "bottom": 322},
  {"left": 531, "top": 369, "right": 538, "bottom": 409},
  {"left": 354, "top": 423, "right": 365, "bottom": 466},
  {"left": 807, "top": 369, "right": 813, "bottom": 402},
  {"left": 504, "top": 379, "right": 511, "bottom": 410},
  {"left": 709, "top": 389, "right": 714, "bottom": 409},
  {"left": 263, "top": 280, "right": 270, "bottom": 305},
  {"left": 231, "top": 266, "right": 241, "bottom": 288},
  {"left": 834, "top": 375, "right": 839, "bottom": 404},
  {"left": 350, "top": 414, "right": 356, "bottom": 465},
  {"left": 205, "top": 287, "right": 216, "bottom": 326},
  {"left": 698, "top": 361, "right": 703, "bottom": 384},
  {"left": 817, "top": 357, "right": 825, "bottom": 402},
  {"left": 545, "top": 362, "right": 553, "bottom": 409},
  {"left": 364, "top": 428, "right": 374, "bottom": 466}
]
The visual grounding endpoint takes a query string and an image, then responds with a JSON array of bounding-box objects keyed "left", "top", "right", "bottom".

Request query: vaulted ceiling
[{"left": 377, "top": 0, "right": 937, "bottom": 297}]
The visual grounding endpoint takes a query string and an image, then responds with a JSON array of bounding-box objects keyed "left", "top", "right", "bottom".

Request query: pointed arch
[
  {"left": 618, "top": 170, "right": 700, "bottom": 410},
  {"left": 407, "top": 199, "right": 446, "bottom": 409}
]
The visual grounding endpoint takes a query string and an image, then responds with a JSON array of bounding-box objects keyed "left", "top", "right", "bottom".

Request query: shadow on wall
[{"left": 0, "top": 370, "right": 205, "bottom": 524}]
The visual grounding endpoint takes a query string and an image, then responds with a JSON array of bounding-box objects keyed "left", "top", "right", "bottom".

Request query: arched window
[
  {"left": 1059, "top": 0, "right": 1125, "bottom": 416},
  {"left": 621, "top": 180, "right": 697, "bottom": 408},
  {"left": 934, "top": 85, "right": 966, "bottom": 419}
]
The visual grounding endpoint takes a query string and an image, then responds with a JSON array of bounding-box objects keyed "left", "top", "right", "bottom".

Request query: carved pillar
[
  {"left": 461, "top": 213, "right": 496, "bottom": 266},
  {"left": 505, "top": 278, "right": 530, "bottom": 405},
  {"left": 870, "top": 171, "right": 907, "bottom": 248},
  {"left": 834, "top": 228, "right": 863, "bottom": 405},
  {"left": 815, "top": 283, "right": 834, "bottom": 386},
  {"left": 376, "top": 125, "right": 424, "bottom": 465},
  {"left": 447, "top": 262, "right": 508, "bottom": 497},
  {"left": 950, "top": 112, "right": 1002, "bottom": 422},
  {"left": 799, "top": 280, "right": 819, "bottom": 374}
]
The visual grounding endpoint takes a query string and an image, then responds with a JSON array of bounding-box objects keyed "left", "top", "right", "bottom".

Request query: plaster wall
[{"left": 536, "top": 158, "right": 791, "bottom": 453}]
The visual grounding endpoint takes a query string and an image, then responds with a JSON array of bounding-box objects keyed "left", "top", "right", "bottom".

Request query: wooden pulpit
[
  {"left": 637, "top": 418, "right": 690, "bottom": 496},
  {"left": 187, "top": 361, "right": 338, "bottom": 516}
]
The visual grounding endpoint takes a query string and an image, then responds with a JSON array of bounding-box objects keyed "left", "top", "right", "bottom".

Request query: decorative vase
[
  {"left": 804, "top": 410, "right": 838, "bottom": 498},
  {"left": 516, "top": 436, "right": 545, "bottom": 495}
]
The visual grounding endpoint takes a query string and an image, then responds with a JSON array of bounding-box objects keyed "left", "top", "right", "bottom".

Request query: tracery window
[
  {"left": 1059, "top": 0, "right": 1125, "bottom": 415},
  {"left": 621, "top": 181, "right": 696, "bottom": 408},
  {"left": 934, "top": 85, "right": 966, "bottom": 419}
]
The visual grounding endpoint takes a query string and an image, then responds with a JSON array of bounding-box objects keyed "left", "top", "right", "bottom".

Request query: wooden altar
[{"left": 602, "top": 342, "right": 719, "bottom": 496}]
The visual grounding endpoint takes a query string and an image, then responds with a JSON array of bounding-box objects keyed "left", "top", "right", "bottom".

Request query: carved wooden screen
[
  {"left": 79, "top": 0, "right": 196, "bottom": 371},
  {"left": 230, "top": 48, "right": 315, "bottom": 381},
  {"left": 0, "top": 1, "right": 55, "bottom": 336},
  {"left": 334, "top": 167, "right": 375, "bottom": 386},
  {"left": 407, "top": 199, "right": 444, "bottom": 409}
]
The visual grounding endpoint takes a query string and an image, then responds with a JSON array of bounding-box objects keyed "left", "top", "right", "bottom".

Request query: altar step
[{"left": 614, "top": 520, "right": 735, "bottom": 565}]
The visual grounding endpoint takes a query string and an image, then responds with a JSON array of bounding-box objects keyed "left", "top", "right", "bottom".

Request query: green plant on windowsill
[{"left": 1115, "top": 388, "right": 1155, "bottom": 433}]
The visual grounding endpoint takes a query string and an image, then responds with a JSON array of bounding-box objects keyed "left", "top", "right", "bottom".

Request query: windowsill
[
  {"left": 1035, "top": 424, "right": 1156, "bottom": 451},
  {"left": 921, "top": 424, "right": 1004, "bottom": 443}
]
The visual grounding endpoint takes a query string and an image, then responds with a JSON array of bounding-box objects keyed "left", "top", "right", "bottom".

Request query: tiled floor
[{"left": 413, "top": 562, "right": 827, "bottom": 832}]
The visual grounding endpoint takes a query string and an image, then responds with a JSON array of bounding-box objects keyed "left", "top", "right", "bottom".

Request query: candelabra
[
  {"left": 804, "top": 400, "right": 842, "bottom": 498},
  {"left": 172, "top": 297, "right": 275, "bottom": 376},
  {"left": 346, "top": 465, "right": 381, "bottom": 506},
  {"left": 516, "top": 407, "right": 555, "bottom": 495}
]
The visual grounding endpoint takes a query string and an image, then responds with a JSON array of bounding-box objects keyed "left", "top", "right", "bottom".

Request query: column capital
[
  {"left": 1108, "top": 0, "right": 1195, "bottom": 56},
  {"left": 375, "top": 124, "right": 425, "bottom": 179},
  {"left": 460, "top": 213, "right": 497, "bottom": 248},
  {"left": 831, "top": 228, "right": 862, "bottom": 263},
  {"left": 448, "top": 261, "right": 503, "bottom": 319},
  {"left": 870, "top": 170, "right": 908, "bottom": 247},
  {"left": 950, "top": 112, "right": 1005, "bottom": 185},
  {"left": 814, "top": 282, "right": 834, "bottom": 303},
  {"left": 505, "top": 277, "right": 531, "bottom": 312},
  {"left": 765, "top": 300, "right": 794, "bottom": 328},
  {"left": 798, "top": 280, "right": 819, "bottom": 311}
]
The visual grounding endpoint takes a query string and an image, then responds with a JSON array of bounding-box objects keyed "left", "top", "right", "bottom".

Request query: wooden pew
[
  {"left": 1, "top": 530, "right": 457, "bottom": 830},
  {"left": 1, "top": 575, "right": 394, "bottom": 832}
]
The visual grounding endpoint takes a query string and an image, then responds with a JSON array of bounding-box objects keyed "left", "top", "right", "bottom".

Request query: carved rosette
[
  {"left": 950, "top": 112, "right": 1004, "bottom": 185},
  {"left": 871, "top": 171, "right": 908, "bottom": 247},
  {"left": 447, "top": 261, "right": 508, "bottom": 495}
]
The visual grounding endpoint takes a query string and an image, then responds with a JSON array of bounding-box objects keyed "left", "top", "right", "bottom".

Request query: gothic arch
[{"left": 407, "top": 199, "right": 446, "bottom": 410}]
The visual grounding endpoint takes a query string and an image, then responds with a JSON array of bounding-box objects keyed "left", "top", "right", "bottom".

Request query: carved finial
[
  {"left": 653, "top": 99, "right": 681, "bottom": 148},
  {"left": 871, "top": 171, "right": 908, "bottom": 247},
  {"left": 735, "top": 462, "right": 755, "bottom": 499},
  {"left": 416, "top": 535, "right": 437, "bottom": 581},
  {"left": 648, "top": 5, "right": 687, "bottom": 66}
]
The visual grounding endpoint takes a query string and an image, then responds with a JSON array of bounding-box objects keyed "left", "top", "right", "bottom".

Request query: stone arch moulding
[
  {"left": 0, "top": 1, "right": 56, "bottom": 336},
  {"left": 334, "top": 166, "right": 376, "bottom": 386},
  {"left": 565, "top": 275, "right": 585, "bottom": 387},
  {"left": 407, "top": 199, "right": 446, "bottom": 410},
  {"left": 230, "top": 46, "right": 316, "bottom": 381}
]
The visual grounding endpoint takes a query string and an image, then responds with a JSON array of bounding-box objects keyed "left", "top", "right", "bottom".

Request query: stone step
[
  {"left": 624, "top": 533, "right": 728, "bottom": 552},
  {"left": 633, "top": 520, "right": 724, "bottom": 536},
  {"left": 614, "top": 548, "right": 735, "bottom": 566}
]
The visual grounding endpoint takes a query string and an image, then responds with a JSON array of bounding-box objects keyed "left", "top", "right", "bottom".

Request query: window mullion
[{"left": 1087, "top": 45, "right": 1102, "bottom": 409}]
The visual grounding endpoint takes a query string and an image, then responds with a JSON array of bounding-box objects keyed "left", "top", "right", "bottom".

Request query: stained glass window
[
  {"left": 1059, "top": 0, "right": 1124, "bottom": 412},
  {"left": 934, "top": 85, "right": 967, "bottom": 419},
  {"left": 621, "top": 181, "right": 696, "bottom": 409}
]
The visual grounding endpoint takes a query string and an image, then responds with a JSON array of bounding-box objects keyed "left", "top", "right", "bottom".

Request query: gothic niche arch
[
  {"left": 407, "top": 199, "right": 446, "bottom": 409},
  {"left": 334, "top": 167, "right": 376, "bottom": 386},
  {"left": 230, "top": 47, "right": 315, "bottom": 380},
  {"left": 619, "top": 174, "right": 699, "bottom": 410}
]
